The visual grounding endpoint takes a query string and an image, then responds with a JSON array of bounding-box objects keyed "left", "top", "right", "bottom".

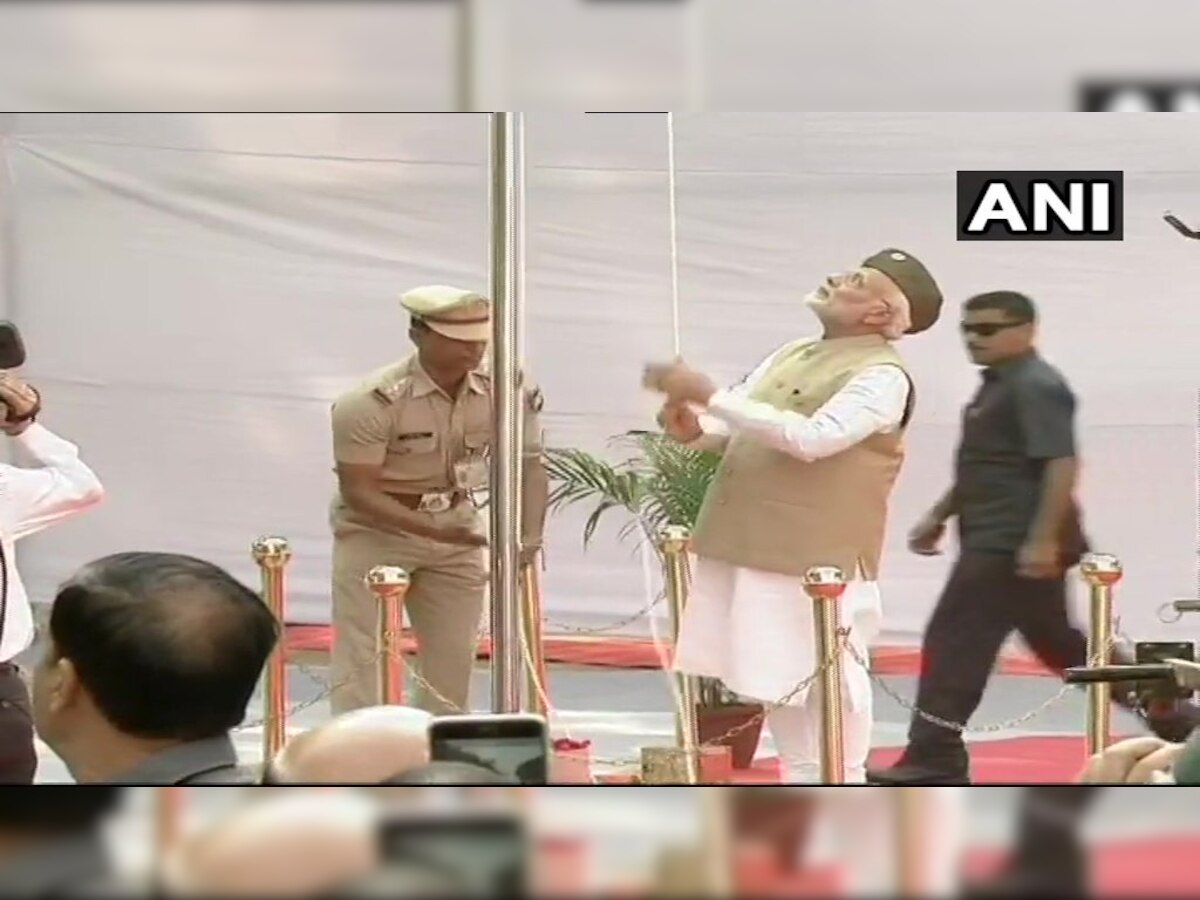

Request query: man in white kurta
[
  {"left": 0, "top": 371, "right": 105, "bottom": 781},
  {"left": 644, "top": 248, "right": 944, "bottom": 784}
]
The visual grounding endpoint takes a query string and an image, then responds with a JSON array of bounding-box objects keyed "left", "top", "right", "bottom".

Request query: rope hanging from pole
[{"left": 666, "top": 112, "right": 683, "bottom": 359}]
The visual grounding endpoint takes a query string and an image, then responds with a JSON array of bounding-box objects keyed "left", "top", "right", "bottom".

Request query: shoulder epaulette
[{"left": 371, "top": 376, "right": 409, "bottom": 405}]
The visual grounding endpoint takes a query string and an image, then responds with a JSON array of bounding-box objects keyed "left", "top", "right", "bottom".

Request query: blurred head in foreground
[
  {"left": 33, "top": 552, "right": 278, "bottom": 782},
  {"left": 327, "top": 863, "right": 465, "bottom": 898},
  {"left": 0, "top": 789, "right": 123, "bottom": 893},
  {"left": 0, "top": 789, "right": 122, "bottom": 851},
  {"left": 162, "top": 791, "right": 377, "bottom": 898},
  {"left": 267, "top": 705, "right": 433, "bottom": 783},
  {"left": 729, "top": 787, "right": 816, "bottom": 873},
  {"left": 384, "top": 761, "right": 517, "bottom": 785}
]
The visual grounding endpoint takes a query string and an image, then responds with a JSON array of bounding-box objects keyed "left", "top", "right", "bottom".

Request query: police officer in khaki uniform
[{"left": 329, "top": 285, "right": 548, "bottom": 715}]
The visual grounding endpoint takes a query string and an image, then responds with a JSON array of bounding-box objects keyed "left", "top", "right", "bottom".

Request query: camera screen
[
  {"left": 380, "top": 816, "right": 526, "bottom": 897},
  {"left": 429, "top": 735, "right": 548, "bottom": 784}
]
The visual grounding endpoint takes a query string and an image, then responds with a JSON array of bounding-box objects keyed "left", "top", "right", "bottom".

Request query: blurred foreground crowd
[{"left": 3, "top": 783, "right": 1197, "bottom": 899}]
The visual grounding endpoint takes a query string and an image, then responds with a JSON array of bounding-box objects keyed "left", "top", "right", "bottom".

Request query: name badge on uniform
[{"left": 454, "top": 455, "right": 489, "bottom": 491}]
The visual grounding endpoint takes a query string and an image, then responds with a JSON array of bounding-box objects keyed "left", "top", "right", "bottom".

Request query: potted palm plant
[{"left": 544, "top": 430, "right": 765, "bottom": 769}]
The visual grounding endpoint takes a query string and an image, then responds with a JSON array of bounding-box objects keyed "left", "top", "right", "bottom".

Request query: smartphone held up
[{"left": 427, "top": 713, "right": 550, "bottom": 785}]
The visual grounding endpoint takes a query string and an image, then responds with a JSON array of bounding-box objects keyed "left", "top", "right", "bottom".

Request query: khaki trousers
[{"left": 330, "top": 506, "right": 485, "bottom": 716}]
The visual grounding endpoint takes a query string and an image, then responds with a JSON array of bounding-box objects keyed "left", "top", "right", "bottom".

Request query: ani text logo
[{"left": 956, "top": 171, "right": 1124, "bottom": 242}]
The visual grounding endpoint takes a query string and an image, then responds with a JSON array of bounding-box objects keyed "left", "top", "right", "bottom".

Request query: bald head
[
  {"left": 164, "top": 791, "right": 377, "bottom": 897},
  {"left": 271, "top": 706, "right": 434, "bottom": 783}
]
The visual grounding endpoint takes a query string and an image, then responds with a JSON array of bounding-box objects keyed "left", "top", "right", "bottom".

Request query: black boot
[
  {"left": 963, "top": 847, "right": 1088, "bottom": 898},
  {"left": 964, "top": 787, "right": 1097, "bottom": 897},
  {"left": 866, "top": 742, "right": 971, "bottom": 785}
]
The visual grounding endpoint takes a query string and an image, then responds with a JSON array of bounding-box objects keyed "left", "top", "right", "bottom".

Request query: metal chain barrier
[
  {"left": 240, "top": 533, "right": 1145, "bottom": 780},
  {"left": 232, "top": 644, "right": 391, "bottom": 734},
  {"left": 523, "top": 629, "right": 857, "bottom": 775},
  {"left": 692, "top": 628, "right": 854, "bottom": 750},
  {"left": 540, "top": 592, "right": 664, "bottom": 635},
  {"left": 844, "top": 629, "right": 1125, "bottom": 736}
]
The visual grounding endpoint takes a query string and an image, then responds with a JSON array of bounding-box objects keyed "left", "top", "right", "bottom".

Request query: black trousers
[
  {"left": 908, "top": 550, "right": 1088, "bottom": 758},
  {"left": 0, "top": 663, "right": 37, "bottom": 784}
]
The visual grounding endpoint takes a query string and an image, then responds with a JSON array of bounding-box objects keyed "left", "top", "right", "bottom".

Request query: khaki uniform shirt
[{"left": 330, "top": 354, "right": 549, "bottom": 546}]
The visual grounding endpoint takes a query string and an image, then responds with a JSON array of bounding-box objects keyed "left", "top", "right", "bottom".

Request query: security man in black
[{"left": 869, "top": 290, "right": 1200, "bottom": 785}]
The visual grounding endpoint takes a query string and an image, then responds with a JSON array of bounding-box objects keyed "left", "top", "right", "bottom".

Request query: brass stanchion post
[
  {"left": 155, "top": 787, "right": 184, "bottom": 856},
  {"left": 803, "top": 565, "right": 847, "bottom": 784},
  {"left": 1080, "top": 553, "right": 1122, "bottom": 756},
  {"left": 893, "top": 787, "right": 924, "bottom": 897},
  {"left": 661, "top": 525, "right": 701, "bottom": 784},
  {"left": 641, "top": 526, "right": 702, "bottom": 784},
  {"left": 251, "top": 536, "right": 291, "bottom": 762},
  {"left": 367, "top": 566, "right": 410, "bottom": 705},
  {"left": 520, "top": 559, "right": 549, "bottom": 715}
]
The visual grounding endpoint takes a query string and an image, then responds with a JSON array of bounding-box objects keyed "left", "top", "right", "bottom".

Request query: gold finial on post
[
  {"left": 802, "top": 565, "right": 848, "bottom": 784},
  {"left": 251, "top": 536, "right": 292, "bottom": 762},
  {"left": 1080, "top": 553, "right": 1122, "bottom": 756},
  {"left": 366, "top": 566, "right": 411, "bottom": 705}
]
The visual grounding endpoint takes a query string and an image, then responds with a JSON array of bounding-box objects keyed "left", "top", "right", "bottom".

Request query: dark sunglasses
[{"left": 960, "top": 320, "right": 1029, "bottom": 337}]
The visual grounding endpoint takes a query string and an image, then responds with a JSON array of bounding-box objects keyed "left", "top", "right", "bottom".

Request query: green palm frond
[
  {"left": 545, "top": 429, "right": 741, "bottom": 707},
  {"left": 545, "top": 430, "right": 720, "bottom": 548}
]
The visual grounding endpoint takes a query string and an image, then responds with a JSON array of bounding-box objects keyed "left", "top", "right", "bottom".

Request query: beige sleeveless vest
[{"left": 690, "top": 334, "right": 912, "bottom": 579}]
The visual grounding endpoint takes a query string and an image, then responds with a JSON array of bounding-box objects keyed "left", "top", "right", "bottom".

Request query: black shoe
[
  {"left": 964, "top": 869, "right": 1089, "bottom": 898},
  {"left": 963, "top": 850, "right": 1089, "bottom": 898},
  {"left": 865, "top": 752, "right": 971, "bottom": 785}
]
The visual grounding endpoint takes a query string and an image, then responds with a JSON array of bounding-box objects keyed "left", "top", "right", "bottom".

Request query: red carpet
[
  {"left": 760, "top": 838, "right": 1200, "bottom": 897},
  {"left": 599, "top": 736, "right": 1131, "bottom": 784},
  {"left": 284, "top": 624, "right": 1059, "bottom": 677},
  {"left": 965, "top": 836, "right": 1200, "bottom": 897}
]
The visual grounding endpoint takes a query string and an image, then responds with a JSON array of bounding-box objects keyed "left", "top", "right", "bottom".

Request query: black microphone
[
  {"left": 1063, "top": 664, "right": 1174, "bottom": 684},
  {"left": 0, "top": 322, "right": 26, "bottom": 369}
]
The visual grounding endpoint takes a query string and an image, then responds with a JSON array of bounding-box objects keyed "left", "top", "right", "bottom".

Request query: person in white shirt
[
  {"left": 0, "top": 371, "right": 104, "bottom": 782},
  {"left": 644, "top": 248, "right": 942, "bottom": 784}
]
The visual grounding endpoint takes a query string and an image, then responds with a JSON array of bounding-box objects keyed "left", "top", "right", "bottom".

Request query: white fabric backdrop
[{"left": 3, "top": 112, "right": 1200, "bottom": 646}]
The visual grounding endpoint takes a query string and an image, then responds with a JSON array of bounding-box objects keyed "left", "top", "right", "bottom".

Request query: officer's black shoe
[
  {"left": 865, "top": 751, "right": 971, "bottom": 785},
  {"left": 962, "top": 847, "right": 1089, "bottom": 898},
  {"left": 963, "top": 866, "right": 1089, "bottom": 899}
]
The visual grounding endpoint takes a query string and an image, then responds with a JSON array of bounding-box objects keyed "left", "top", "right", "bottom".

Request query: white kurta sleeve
[
  {"left": 704, "top": 364, "right": 910, "bottom": 461},
  {"left": 684, "top": 342, "right": 798, "bottom": 453},
  {"left": 0, "top": 423, "right": 106, "bottom": 539}
]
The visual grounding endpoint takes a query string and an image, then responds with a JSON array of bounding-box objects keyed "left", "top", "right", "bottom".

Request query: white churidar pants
[{"left": 672, "top": 555, "right": 880, "bottom": 784}]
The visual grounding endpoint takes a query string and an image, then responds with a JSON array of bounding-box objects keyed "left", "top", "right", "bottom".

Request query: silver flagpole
[
  {"left": 488, "top": 112, "right": 522, "bottom": 713},
  {"left": 513, "top": 112, "right": 532, "bottom": 713}
]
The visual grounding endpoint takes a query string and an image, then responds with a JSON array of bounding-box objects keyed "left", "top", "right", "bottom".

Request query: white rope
[
  {"left": 666, "top": 112, "right": 682, "bottom": 359},
  {"left": 684, "top": 1, "right": 706, "bottom": 112},
  {"left": 517, "top": 112, "right": 527, "bottom": 364}
]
